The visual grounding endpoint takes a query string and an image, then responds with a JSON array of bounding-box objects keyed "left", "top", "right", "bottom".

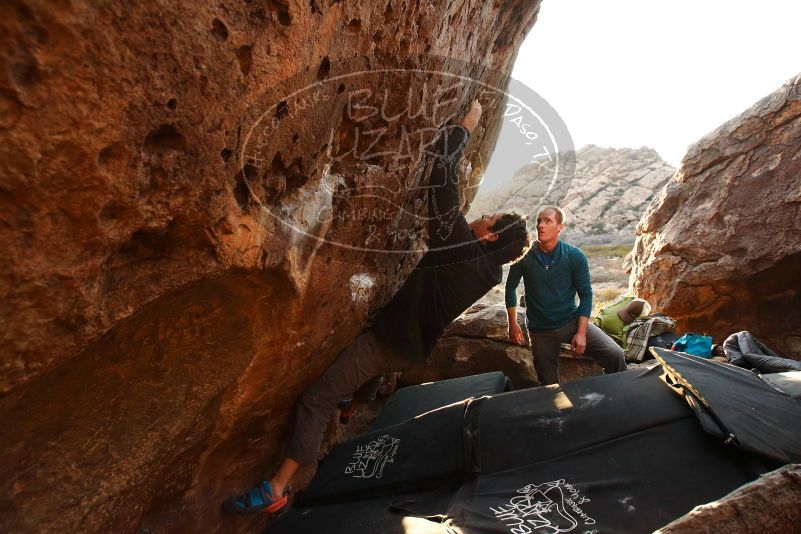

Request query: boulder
[
  {"left": 403, "top": 290, "right": 603, "bottom": 388},
  {"left": 630, "top": 74, "right": 801, "bottom": 358},
  {"left": 0, "top": 1, "right": 543, "bottom": 531},
  {"left": 657, "top": 464, "right": 801, "bottom": 533}
]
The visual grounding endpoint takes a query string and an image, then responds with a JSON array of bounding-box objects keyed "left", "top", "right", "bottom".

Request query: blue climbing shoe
[{"left": 222, "top": 480, "right": 288, "bottom": 515}]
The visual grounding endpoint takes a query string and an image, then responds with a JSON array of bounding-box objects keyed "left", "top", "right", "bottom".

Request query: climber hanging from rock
[{"left": 222, "top": 99, "right": 532, "bottom": 515}]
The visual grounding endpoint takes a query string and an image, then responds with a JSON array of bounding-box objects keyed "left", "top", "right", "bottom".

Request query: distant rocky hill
[{"left": 468, "top": 145, "right": 676, "bottom": 245}]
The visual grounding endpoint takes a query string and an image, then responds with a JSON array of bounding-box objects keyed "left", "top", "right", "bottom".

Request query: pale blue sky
[{"left": 509, "top": 0, "right": 801, "bottom": 167}]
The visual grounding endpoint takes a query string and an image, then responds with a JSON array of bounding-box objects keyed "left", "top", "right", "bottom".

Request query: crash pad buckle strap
[
  {"left": 462, "top": 396, "right": 485, "bottom": 476},
  {"left": 661, "top": 372, "right": 684, "bottom": 392}
]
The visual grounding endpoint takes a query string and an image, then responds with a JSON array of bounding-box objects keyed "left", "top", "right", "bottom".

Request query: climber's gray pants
[
  {"left": 286, "top": 329, "right": 413, "bottom": 466},
  {"left": 530, "top": 317, "right": 626, "bottom": 386}
]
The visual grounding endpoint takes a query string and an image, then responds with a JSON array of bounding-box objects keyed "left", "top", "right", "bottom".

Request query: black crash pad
[
  {"left": 653, "top": 347, "right": 801, "bottom": 464},
  {"left": 267, "top": 360, "right": 801, "bottom": 533},
  {"left": 446, "top": 417, "right": 766, "bottom": 534},
  {"left": 297, "top": 397, "right": 482, "bottom": 506},
  {"left": 369, "top": 371, "right": 510, "bottom": 431},
  {"left": 477, "top": 365, "right": 691, "bottom": 473}
]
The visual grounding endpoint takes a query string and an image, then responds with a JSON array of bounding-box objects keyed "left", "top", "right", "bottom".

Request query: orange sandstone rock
[{"left": 0, "top": 1, "right": 543, "bottom": 531}]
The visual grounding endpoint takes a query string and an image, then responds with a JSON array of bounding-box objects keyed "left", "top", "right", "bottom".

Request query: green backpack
[{"left": 592, "top": 295, "right": 637, "bottom": 347}]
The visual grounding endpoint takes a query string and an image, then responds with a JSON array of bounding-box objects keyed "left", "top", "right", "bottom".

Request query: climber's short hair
[{"left": 540, "top": 205, "right": 566, "bottom": 225}]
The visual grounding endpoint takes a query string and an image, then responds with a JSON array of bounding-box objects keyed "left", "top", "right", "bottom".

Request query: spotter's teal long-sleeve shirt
[{"left": 505, "top": 240, "right": 593, "bottom": 332}]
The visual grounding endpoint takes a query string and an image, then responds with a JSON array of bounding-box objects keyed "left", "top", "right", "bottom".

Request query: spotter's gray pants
[
  {"left": 286, "top": 329, "right": 413, "bottom": 466},
  {"left": 530, "top": 317, "right": 626, "bottom": 386}
]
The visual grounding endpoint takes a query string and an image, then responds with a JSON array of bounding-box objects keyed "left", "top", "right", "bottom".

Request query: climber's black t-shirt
[{"left": 373, "top": 125, "right": 503, "bottom": 363}]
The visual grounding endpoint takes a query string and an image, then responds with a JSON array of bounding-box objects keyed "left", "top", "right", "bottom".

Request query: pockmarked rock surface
[
  {"left": 657, "top": 464, "right": 801, "bottom": 533},
  {"left": 469, "top": 145, "right": 675, "bottom": 245},
  {"left": 403, "top": 288, "right": 603, "bottom": 388},
  {"left": 0, "top": 1, "right": 545, "bottom": 532},
  {"left": 630, "top": 73, "right": 801, "bottom": 359}
]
